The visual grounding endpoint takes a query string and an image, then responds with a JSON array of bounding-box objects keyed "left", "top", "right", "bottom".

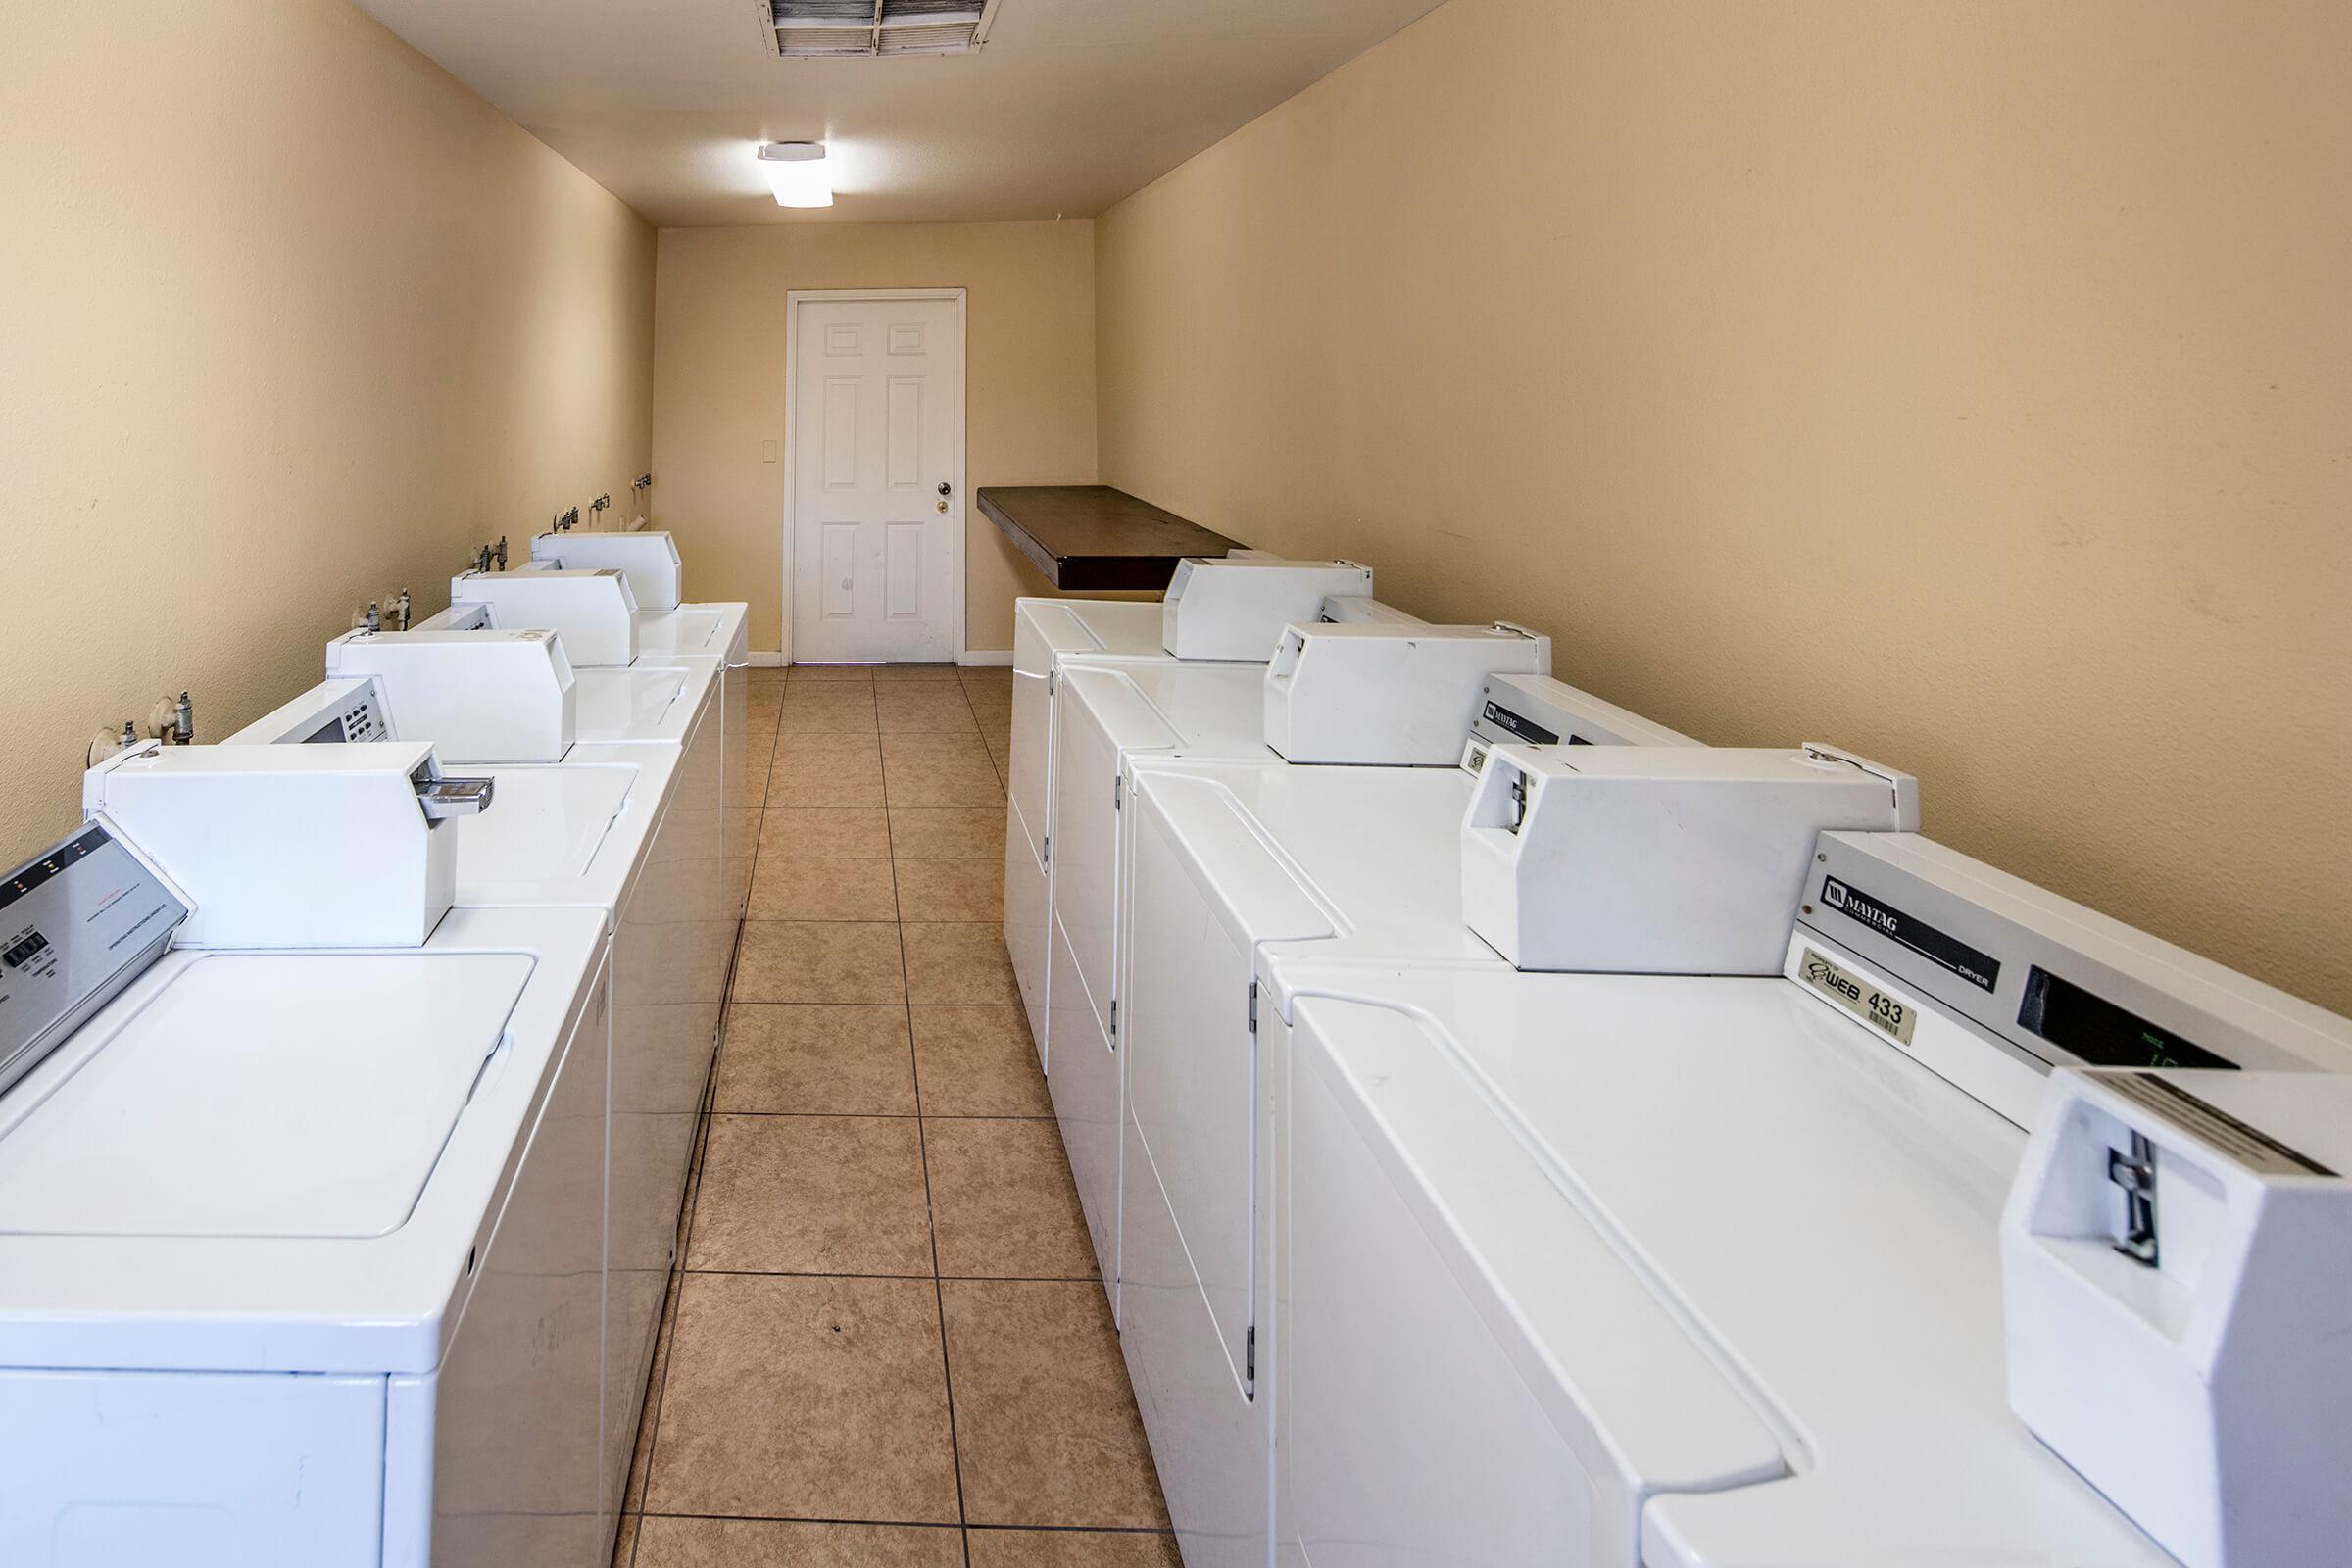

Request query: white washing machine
[
  {"left": 526, "top": 528, "right": 752, "bottom": 888},
  {"left": 419, "top": 559, "right": 753, "bottom": 898},
  {"left": 0, "top": 748, "right": 613, "bottom": 1567},
  {"left": 1111, "top": 676, "right": 1702, "bottom": 1568},
  {"left": 1047, "top": 625, "right": 1554, "bottom": 1314},
  {"left": 224, "top": 653, "right": 733, "bottom": 1558},
  {"left": 1005, "top": 558, "right": 1396, "bottom": 1058},
  {"left": 1259, "top": 827, "right": 2352, "bottom": 1567}
]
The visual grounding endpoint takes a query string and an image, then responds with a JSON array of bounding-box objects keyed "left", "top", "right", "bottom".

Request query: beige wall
[
  {"left": 1098, "top": 0, "right": 2352, "bottom": 1013},
  {"left": 0, "top": 0, "right": 655, "bottom": 864},
  {"left": 650, "top": 221, "right": 1099, "bottom": 654}
]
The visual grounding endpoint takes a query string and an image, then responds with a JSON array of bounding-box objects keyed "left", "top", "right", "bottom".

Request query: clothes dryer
[
  {"left": 1005, "top": 558, "right": 1396, "bottom": 1056},
  {"left": 1110, "top": 676, "right": 1700, "bottom": 1568},
  {"left": 1047, "top": 627, "right": 1552, "bottom": 1310},
  {"left": 1258, "top": 831, "right": 2352, "bottom": 1567}
]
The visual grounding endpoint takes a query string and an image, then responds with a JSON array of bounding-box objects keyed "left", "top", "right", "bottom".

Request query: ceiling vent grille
[{"left": 765, "top": 0, "right": 1001, "bottom": 58}]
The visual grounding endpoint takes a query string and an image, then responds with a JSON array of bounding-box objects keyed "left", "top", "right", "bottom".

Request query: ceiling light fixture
[{"left": 757, "top": 142, "right": 832, "bottom": 207}]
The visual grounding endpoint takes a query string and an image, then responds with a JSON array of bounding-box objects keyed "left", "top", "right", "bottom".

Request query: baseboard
[{"left": 756, "top": 648, "right": 1008, "bottom": 667}]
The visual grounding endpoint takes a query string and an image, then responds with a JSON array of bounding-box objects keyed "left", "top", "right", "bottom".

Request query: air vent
[{"left": 765, "top": 0, "right": 1001, "bottom": 58}]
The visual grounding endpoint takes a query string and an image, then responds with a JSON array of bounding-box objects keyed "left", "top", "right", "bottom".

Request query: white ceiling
[{"left": 354, "top": 0, "right": 1451, "bottom": 227}]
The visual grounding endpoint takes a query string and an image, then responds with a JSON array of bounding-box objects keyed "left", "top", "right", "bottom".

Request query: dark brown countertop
[{"left": 977, "top": 485, "right": 1246, "bottom": 591}]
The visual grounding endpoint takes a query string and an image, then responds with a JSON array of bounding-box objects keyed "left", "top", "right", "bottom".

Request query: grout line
[
  {"left": 895, "top": 818, "right": 974, "bottom": 1568},
  {"left": 681, "top": 1266, "right": 1102, "bottom": 1284},
  {"left": 630, "top": 1510, "right": 1170, "bottom": 1536},
  {"left": 704, "top": 1108, "right": 1053, "bottom": 1121}
]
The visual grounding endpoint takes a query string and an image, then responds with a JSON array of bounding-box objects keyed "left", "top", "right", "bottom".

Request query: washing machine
[
  {"left": 1110, "top": 676, "right": 1701, "bottom": 1568},
  {"left": 526, "top": 527, "right": 752, "bottom": 887},
  {"left": 1259, "top": 815, "right": 2352, "bottom": 1565},
  {"left": 225, "top": 640, "right": 735, "bottom": 1554},
  {"left": 419, "top": 561, "right": 752, "bottom": 899},
  {"left": 1047, "top": 623, "right": 1554, "bottom": 1310},
  {"left": 0, "top": 746, "right": 612, "bottom": 1566},
  {"left": 1005, "top": 557, "right": 1392, "bottom": 1058}
]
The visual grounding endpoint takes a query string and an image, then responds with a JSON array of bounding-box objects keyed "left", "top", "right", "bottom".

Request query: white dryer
[
  {"left": 1047, "top": 627, "right": 1553, "bottom": 1314},
  {"left": 1006, "top": 558, "right": 1397, "bottom": 1057},
  {"left": 0, "top": 751, "right": 613, "bottom": 1567},
  {"left": 1259, "top": 831, "right": 2352, "bottom": 1567},
  {"left": 1111, "top": 677, "right": 1700, "bottom": 1568}
]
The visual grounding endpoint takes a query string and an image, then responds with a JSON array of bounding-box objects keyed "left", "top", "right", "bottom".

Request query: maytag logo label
[{"left": 1819, "top": 876, "right": 2000, "bottom": 992}]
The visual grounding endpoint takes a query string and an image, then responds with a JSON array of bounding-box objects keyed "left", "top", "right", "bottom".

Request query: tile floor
[{"left": 613, "top": 662, "right": 1178, "bottom": 1568}]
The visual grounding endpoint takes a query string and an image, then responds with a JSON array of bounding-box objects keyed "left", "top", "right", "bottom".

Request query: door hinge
[
  {"left": 1114, "top": 775, "right": 1124, "bottom": 809},
  {"left": 1041, "top": 833, "right": 1050, "bottom": 866},
  {"left": 1245, "top": 1324, "right": 1257, "bottom": 1396},
  {"left": 1248, "top": 981, "right": 1259, "bottom": 1035},
  {"left": 1108, "top": 998, "right": 1118, "bottom": 1040},
  {"left": 1047, "top": 669, "right": 1056, "bottom": 695}
]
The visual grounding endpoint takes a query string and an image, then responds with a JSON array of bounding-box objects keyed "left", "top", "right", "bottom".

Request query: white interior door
[{"left": 790, "top": 294, "right": 964, "bottom": 662}]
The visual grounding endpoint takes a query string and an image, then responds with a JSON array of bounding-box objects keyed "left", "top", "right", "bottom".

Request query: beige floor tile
[
  {"left": 903, "top": 923, "right": 1021, "bottom": 1004},
  {"left": 733, "top": 921, "right": 906, "bottom": 1004},
  {"left": 911, "top": 1007, "right": 1050, "bottom": 1117},
  {"left": 765, "top": 773, "right": 888, "bottom": 810},
  {"left": 734, "top": 768, "right": 770, "bottom": 812},
  {"left": 895, "top": 857, "right": 1004, "bottom": 921},
  {"left": 925, "top": 1118, "right": 1097, "bottom": 1279},
  {"left": 775, "top": 731, "right": 886, "bottom": 767},
  {"left": 688, "top": 1114, "right": 932, "bottom": 1275},
  {"left": 758, "top": 807, "right": 890, "bottom": 858},
  {"left": 881, "top": 731, "right": 994, "bottom": 766},
  {"left": 889, "top": 805, "right": 1007, "bottom": 858},
  {"left": 648, "top": 1274, "right": 959, "bottom": 1522},
  {"left": 781, "top": 695, "right": 879, "bottom": 735},
  {"left": 636, "top": 1518, "right": 962, "bottom": 1567},
  {"left": 959, "top": 665, "right": 1013, "bottom": 689},
  {"left": 964, "top": 687, "right": 1012, "bottom": 720},
  {"left": 964, "top": 1530, "right": 1182, "bottom": 1567},
  {"left": 717, "top": 1004, "right": 916, "bottom": 1115},
  {"left": 609, "top": 1514, "right": 638, "bottom": 1568},
  {"left": 873, "top": 662, "right": 964, "bottom": 683},
  {"left": 750, "top": 857, "right": 900, "bottom": 921},
  {"left": 885, "top": 759, "right": 1004, "bottom": 808},
  {"left": 787, "top": 662, "right": 876, "bottom": 682},
  {"left": 941, "top": 1280, "right": 1168, "bottom": 1529},
  {"left": 769, "top": 738, "right": 886, "bottom": 808},
  {"left": 877, "top": 687, "right": 981, "bottom": 736}
]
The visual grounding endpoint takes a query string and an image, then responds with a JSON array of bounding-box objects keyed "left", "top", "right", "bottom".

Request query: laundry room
[{"left": 3, "top": 2, "right": 2347, "bottom": 1566}]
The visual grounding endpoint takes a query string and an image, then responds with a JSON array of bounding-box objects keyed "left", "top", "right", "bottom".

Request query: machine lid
[
  {"left": 0, "top": 952, "right": 532, "bottom": 1239},
  {"left": 450, "top": 765, "right": 634, "bottom": 883},
  {"left": 1288, "top": 963, "right": 2177, "bottom": 1566},
  {"left": 1027, "top": 598, "right": 1165, "bottom": 658},
  {"left": 1135, "top": 762, "right": 1499, "bottom": 962},
  {"left": 1065, "top": 662, "right": 1272, "bottom": 758},
  {"left": 634, "top": 607, "right": 724, "bottom": 655},
  {"left": 1293, "top": 990, "right": 1789, "bottom": 1509},
  {"left": 573, "top": 666, "right": 691, "bottom": 741}
]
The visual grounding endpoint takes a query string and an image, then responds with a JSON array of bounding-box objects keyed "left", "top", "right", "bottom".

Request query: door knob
[{"left": 937, "top": 481, "right": 952, "bottom": 496}]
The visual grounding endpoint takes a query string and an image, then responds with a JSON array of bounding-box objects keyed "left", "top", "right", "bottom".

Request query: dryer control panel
[{"left": 0, "top": 824, "right": 187, "bottom": 1099}]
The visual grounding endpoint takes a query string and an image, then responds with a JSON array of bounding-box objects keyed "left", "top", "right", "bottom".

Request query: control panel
[
  {"left": 1795, "top": 832, "right": 2351, "bottom": 1082},
  {"left": 0, "top": 824, "right": 187, "bottom": 1099}
]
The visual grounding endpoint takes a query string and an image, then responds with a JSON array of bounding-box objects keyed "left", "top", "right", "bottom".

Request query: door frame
[{"left": 780, "top": 287, "right": 970, "bottom": 664}]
